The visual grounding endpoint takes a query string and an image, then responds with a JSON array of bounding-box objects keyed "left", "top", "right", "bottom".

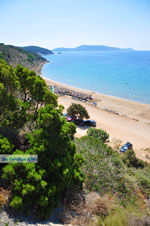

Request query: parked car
[
  {"left": 120, "top": 142, "right": 133, "bottom": 153},
  {"left": 73, "top": 118, "right": 85, "bottom": 126},
  {"left": 63, "top": 113, "right": 68, "bottom": 117},
  {"left": 66, "top": 116, "right": 77, "bottom": 122},
  {"left": 84, "top": 120, "right": 96, "bottom": 127}
]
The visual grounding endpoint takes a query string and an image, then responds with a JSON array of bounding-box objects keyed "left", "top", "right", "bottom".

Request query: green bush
[
  {"left": 87, "top": 128, "right": 109, "bottom": 143},
  {"left": 2, "top": 105, "right": 84, "bottom": 220},
  {"left": 135, "top": 167, "right": 150, "bottom": 196},
  {"left": 0, "top": 61, "right": 84, "bottom": 220},
  {"left": 121, "top": 150, "right": 145, "bottom": 169},
  {"left": 0, "top": 135, "right": 13, "bottom": 154},
  {"left": 74, "top": 136, "right": 133, "bottom": 197}
]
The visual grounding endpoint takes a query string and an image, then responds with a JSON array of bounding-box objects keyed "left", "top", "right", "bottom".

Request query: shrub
[
  {"left": 87, "top": 128, "right": 109, "bottom": 143},
  {"left": 121, "top": 150, "right": 145, "bottom": 169},
  {"left": 0, "top": 135, "right": 13, "bottom": 154},
  {"left": 97, "top": 205, "right": 147, "bottom": 226},
  {"left": 87, "top": 194, "right": 114, "bottom": 217},
  {"left": 58, "top": 192, "right": 115, "bottom": 225},
  {"left": 74, "top": 136, "right": 130, "bottom": 197},
  {"left": 97, "top": 207, "right": 128, "bottom": 226},
  {"left": 135, "top": 167, "right": 150, "bottom": 196}
]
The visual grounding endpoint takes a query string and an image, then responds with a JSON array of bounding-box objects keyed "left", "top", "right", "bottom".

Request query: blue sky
[{"left": 0, "top": 0, "right": 150, "bottom": 50}]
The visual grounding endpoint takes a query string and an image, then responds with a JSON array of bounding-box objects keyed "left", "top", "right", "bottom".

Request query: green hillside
[
  {"left": 22, "top": 45, "right": 53, "bottom": 55},
  {"left": 0, "top": 43, "right": 47, "bottom": 73},
  {"left": 0, "top": 59, "right": 150, "bottom": 225}
]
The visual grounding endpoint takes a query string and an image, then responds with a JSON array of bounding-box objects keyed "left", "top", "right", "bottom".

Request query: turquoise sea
[{"left": 42, "top": 51, "right": 150, "bottom": 104}]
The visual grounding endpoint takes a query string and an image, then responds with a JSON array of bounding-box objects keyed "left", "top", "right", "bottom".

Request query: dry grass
[
  {"left": 58, "top": 192, "right": 116, "bottom": 225},
  {"left": 111, "top": 138, "right": 122, "bottom": 151},
  {"left": 90, "top": 197, "right": 111, "bottom": 217},
  {"left": 71, "top": 215, "right": 95, "bottom": 226},
  {"left": 0, "top": 187, "right": 10, "bottom": 208},
  {"left": 86, "top": 193, "right": 115, "bottom": 217}
]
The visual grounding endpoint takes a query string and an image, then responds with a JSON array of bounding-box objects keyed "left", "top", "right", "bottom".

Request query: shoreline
[
  {"left": 40, "top": 59, "right": 150, "bottom": 106},
  {"left": 34, "top": 60, "right": 49, "bottom": 75},
  {"left": 38, "top": 55, "right": 150, "bottom": 106},
  {"left": 43, "top": 76, "right": 150, "bottom": 122},
  {"left": 40, "top": 63, "right": 150, "bottom": 162}
]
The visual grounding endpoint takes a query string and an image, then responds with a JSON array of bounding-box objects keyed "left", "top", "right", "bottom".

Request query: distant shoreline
[{"left": 34, "top": 60, "right": 49, "bottom": 75}]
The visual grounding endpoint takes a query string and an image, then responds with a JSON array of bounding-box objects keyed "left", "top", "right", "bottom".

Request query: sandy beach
[{"left": 43, "top": 77, "right": 150, "bottom": 162}]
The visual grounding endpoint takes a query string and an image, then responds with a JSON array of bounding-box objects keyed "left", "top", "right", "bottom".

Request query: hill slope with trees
[
  {"left": 22, "top": 45, "right": 53, "bottom": 55},
  {"left": 0, "top": 43, "right": 47, "bottom": 73},
  {"left": 0, "top": 56, "right": 150, "bottom": 225},
  {"left": 0, "top": 59, "right": 83, "bottom": 219}
]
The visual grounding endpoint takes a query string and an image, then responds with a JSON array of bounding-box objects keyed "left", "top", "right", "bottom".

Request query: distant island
[
  {"left": 53, "top": 45, "right": 134, "bottom": 52},
  {"left": 22, "top": 45, "right": 53, "bottom": 55}
]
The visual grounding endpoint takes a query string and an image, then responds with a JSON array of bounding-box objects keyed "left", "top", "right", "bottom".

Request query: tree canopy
[
  {"left": 67, "top": 103, "right": 89, "bottom": 120},
  {"left": 0, "top": 60, "right": 83, "bottom": 219}
]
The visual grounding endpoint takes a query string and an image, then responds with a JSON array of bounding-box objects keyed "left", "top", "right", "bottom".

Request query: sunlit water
[{"left": 42, "top": 51, "right": 150, "bottom": 104}]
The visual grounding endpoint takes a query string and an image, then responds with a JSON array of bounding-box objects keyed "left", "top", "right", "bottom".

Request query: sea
[{"left": 42, "top": 51, "right": 150, "bottom": 104}]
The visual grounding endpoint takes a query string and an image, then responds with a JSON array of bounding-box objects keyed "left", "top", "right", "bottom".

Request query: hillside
[
  {"left": 0, "top": 43, "right": 47, "bottom": 73},
  {"left": 0, "top": 59, "right": 150, "bottom": 225},
  {"left": 53, "top": 45, "right": 134, "bottom": 52},
  {"left": 22, "top": 45, "right": 53, "bottom": 55}
]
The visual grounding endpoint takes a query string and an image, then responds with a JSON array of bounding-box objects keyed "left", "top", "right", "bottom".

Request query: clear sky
[{"left": 0, "top": 0, "right": 150, "bottom": 50}]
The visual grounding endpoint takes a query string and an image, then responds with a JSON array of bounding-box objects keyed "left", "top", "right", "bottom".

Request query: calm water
[{"left": 42, "top": 51, "right": 150, "bottom": 104}]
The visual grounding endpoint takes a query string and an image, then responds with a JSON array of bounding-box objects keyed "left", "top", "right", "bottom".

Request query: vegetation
[
  {"left": 22, "top": 45, "right": 53, "bottom": 55},
  {"left": 67, "top": 103, "right": 89, "bottom": 119},
  {"left": 121, "top": 149, "right": 146, "bottom": 169},
  {"left": 73, "top": 130, "right": 150, "bottom": 225},
  {"left": 0, "top": 43, "right": 46, "bottom": 72},
  {"left": 87, "top": 127, "right": 109, "bottom": 143},
  {"left": 0, "top": 58, "right": 150, "bottom": 223},
  {"left": 97, "top": 207, "right": 128, "bottom": 226},
  {"left": 0, "top": 59, "right": 83, "bottom": 219},
  {"left": 74, "top": 131, "right": 149, "bottom": 200},
  {"left": 135, "top": 167, "right": 150, "bottom": 196},
  {"left": 75, "top": 136, "right": 130, "bottom": 197}
]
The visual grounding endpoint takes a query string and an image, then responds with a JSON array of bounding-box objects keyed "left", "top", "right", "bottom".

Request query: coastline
[
  {"left": 34, "top": 60, "right": 49, "bottom": 75},
  {"left": 40, "top": 64, "right": 150, "bottom": 162},
  {"left": 43, "top": 76, "right": 150, "bottom": 122}
]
